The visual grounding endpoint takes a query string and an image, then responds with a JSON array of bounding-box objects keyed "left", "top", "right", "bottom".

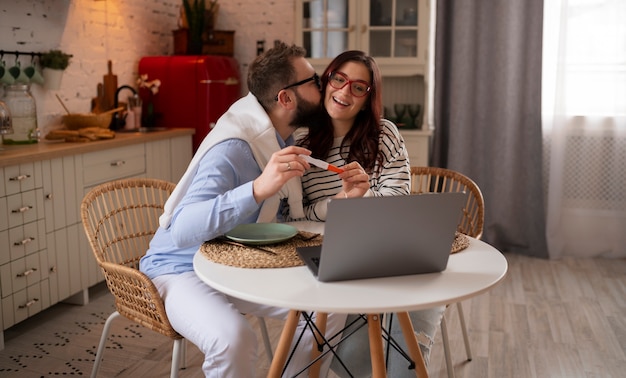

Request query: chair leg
[
  {"left": 170, "top": 338, "right": 184, "bottom": 378},
  {"left": 440, "top": 314, "right": 456, "bottom": 378},
  {"left": 258, "top": 316, "right": 274, "bottom": 363},
  {"left": 91, "top": 311, "right": 122, "bottom": 378},
  {"left": 180, "top": 338, "right": 187, "bottom": 369},
  {"left": 456, "top": 302, "right": 472, "bottom": 361}
]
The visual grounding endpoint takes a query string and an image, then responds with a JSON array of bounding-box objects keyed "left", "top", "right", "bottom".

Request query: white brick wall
[
  {"left": 218, "top": 1, "right": 296, "bottom": 84},
  {"left": 0, "top": 0, "right": 295, "bottom": 136}
]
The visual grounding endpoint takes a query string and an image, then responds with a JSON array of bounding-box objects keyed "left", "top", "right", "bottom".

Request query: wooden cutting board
[
  {"left": 91, "top": 83, "right": 104, "bottom": 113},
  {"left": 102, "top": 60, "right": 117, "bottom": 111}
]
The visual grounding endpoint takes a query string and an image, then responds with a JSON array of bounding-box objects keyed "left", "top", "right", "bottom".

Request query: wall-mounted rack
[
  {"left": 0, "top": 50, "right": 74, "bottom": 61},
  {"left": 0, "top": 50, "right": 44, "bottom": 58}
]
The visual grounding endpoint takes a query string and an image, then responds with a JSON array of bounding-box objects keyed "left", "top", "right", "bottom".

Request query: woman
[
  {"left": 297, "top": 50, "right": 443, "bottom": 376},
  {"left": 296, "top": 50, "right": 411, "bottom": 221}
]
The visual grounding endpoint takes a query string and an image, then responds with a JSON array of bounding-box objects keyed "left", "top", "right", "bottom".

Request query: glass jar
[
  {"left": 0, "top": 99, "right": 13, "bottom": 135},
  {"left": 2, "top": 84, "right": 38, "bottom": 145}
]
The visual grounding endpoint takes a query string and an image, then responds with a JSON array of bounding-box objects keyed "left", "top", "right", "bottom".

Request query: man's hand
[{"left": 252, "top": 146, "right": 312, "bottom": 203}]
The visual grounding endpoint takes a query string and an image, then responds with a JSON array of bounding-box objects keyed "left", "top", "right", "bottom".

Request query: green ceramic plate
[{"left": 225, "top": 223, "right": 298, "bottom": 245}]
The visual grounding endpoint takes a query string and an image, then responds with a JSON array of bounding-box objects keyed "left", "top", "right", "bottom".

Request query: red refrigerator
[{"left": 138, "top": 55, "right": 241, "bottom": 152}]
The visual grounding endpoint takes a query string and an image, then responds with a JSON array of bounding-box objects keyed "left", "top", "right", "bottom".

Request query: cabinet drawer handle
[
  {"left": 17, "top": 267, "right": 38, "bottom": 277},
  {"left": 11, "top": 205, "right": 33, "bottom": 213},
  {"left": 14, "top": 237, "right": 35, "bottom": 246},
  {"left": 18, "top": 298, "right": 39, "bottom": 309},
  {"left": 110, "top": 160, "right": 126, "bottom": 167},
  {"left": 46, "top": 193, "right": 53, "bottom": 200},
  {"left": 9, "top": 174, "right": 31, "bottom": 182},
  {"left": 50, "top": 266, "right": 57, "bottom": 273}
]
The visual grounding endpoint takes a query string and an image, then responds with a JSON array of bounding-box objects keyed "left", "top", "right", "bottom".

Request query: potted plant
[
  {"left": 182, "top": 0, "right": 206, "bottom": 54},
  {"left": 174, "top": 0, "right": 219, "bottom": 55},
  {"left": 39, "top": 49, "right": 72, "bottom": 90}
]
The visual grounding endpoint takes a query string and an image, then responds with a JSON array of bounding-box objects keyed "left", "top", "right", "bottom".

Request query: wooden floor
[{"left": 0, "top": 252, "right": 624, "bottom": 377}]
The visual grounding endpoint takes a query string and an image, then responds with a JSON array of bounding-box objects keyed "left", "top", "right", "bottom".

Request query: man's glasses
[
  {"left": 328, "top": 71, "right": 371, "bottom": 97},
  {"left": 275, "top": 73, "right": 321, "bottom": 101}
]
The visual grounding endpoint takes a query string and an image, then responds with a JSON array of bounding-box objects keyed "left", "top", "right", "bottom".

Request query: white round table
[{"left": 193, "top": 221, "right": 508, "bottom": 377}]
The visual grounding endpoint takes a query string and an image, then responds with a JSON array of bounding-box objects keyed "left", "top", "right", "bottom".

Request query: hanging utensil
[{"left": 55, "top": 94, "right": 71, "bottom": 115}]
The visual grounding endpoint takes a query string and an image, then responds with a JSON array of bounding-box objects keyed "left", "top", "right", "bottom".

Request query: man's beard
[{"left": 290, "top": 93, "right": 326, "bottom": 130}]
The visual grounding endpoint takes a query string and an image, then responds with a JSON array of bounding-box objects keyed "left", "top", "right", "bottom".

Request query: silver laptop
[{"left": 296, "top": 192, "right": 467, "bottom": 282}]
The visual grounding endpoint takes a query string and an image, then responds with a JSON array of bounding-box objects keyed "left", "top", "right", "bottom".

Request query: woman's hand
[
  {"left": 337, "top": 161, "right": 370, "bottom": 198},
  {"left": 252, "top": 146, "right": 311, "bottom": 203}
]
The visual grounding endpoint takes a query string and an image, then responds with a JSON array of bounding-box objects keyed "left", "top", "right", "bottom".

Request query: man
[{"left": 140, "top": 42, "right": 346, "bottom": 377}]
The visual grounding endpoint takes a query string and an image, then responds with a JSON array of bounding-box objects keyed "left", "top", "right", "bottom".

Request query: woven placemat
[
  {"left": 200, "top": 231, "right": 321, "bottom": 269},
  {"left": 451, "top": 232, "right": 470, "bottom": 254},
  {"left": 201, "top": 231, "right": 471, "bottom": 269}
]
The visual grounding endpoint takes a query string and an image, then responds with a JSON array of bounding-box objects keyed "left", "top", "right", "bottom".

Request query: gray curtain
[{"left": 432, "top": 0, "right": 548, "bottom": 258}]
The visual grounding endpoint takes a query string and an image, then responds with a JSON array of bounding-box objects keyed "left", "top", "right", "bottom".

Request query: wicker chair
[
  {"left": 410, "top": 166, "right": 485, "bottom": 378},
  {"left": 81, "top": 178, "right": 273, "bottom": 378}
]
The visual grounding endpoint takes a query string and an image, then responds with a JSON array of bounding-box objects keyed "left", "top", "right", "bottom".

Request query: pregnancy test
[{"left": 300, "top": 154, "right": 344, "bottom": 173}]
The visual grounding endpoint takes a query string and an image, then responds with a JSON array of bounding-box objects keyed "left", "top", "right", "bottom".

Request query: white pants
[{"left": 153, "top": 271, "right": 347, "bottom": 377}]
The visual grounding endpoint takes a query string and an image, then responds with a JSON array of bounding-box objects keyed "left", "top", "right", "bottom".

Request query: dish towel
[{"left": 159, "top": 92, "right": 305, "bottom": 229}]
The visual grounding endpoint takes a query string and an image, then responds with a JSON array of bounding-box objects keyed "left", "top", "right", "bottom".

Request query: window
[{"left": 542, "top": 0, "right": 626, "bottom": 117}]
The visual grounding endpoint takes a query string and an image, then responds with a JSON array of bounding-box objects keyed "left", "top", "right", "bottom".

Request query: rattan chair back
[
  {"left": 81, "top": 178, "right": 181, "bottom": 339},
  {"left": 411, "top": 167, "right": 485, "bottom": 377},
  {"left": 410, "top": 166, "right": 484, "bottom": 239}
]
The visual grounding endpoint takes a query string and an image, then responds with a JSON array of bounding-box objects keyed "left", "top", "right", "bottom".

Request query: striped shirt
[{"left": 299, "top": 119, "right": 411, "bottom": 221}]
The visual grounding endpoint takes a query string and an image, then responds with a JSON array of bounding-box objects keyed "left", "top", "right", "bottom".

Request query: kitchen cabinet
[
  {"left": 145, "top": 136, "right": 192, "bottom": 183},
  {"left": 400, "top": 129, "right": 432, "bottom": 166},
  {"left": 0, "top": 129, "right": 193, "bottom": 350},
  {"left": 296, "top": 0, "right": 433, "bottom": 133},
  {"left": 296, "top": 0, "right": 430, "bottom": 76},
  {"left": 72, "top": 144, "right": 148, "bottom": 295},
  {"left": 1, "top": 161, "right": 49, "bottom": 350}
]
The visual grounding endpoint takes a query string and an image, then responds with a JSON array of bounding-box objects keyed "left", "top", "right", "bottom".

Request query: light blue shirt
[{"left": 140, "top": 134, "right": 291, "bottom": 279}]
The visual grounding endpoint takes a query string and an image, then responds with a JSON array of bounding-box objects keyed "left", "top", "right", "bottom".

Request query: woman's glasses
[{"left": 328, "top": 72, "right": 371, "bottom": 97}]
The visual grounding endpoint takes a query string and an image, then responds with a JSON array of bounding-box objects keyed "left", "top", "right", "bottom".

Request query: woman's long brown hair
[{"left": 299, "top": 50, "right": 383, "bottom": 173}]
